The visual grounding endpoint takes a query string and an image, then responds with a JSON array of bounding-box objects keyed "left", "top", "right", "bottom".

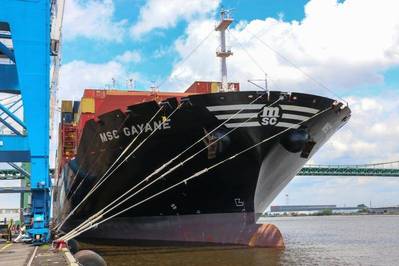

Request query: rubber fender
[
  {"left": 74, "top": 250, "right": 107, "bottom": 266},
  {"left": 280, "top": 128, "right": 309, "bottom": 153}
]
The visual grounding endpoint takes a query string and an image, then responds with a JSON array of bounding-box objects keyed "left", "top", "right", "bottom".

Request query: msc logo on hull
[{"left": 258, "top": 106, "right": 281, "bottom": 126}]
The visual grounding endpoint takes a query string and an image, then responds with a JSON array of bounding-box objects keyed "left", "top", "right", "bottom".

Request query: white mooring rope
[
  {"left": 55, "top": 104, "right": 167, "bottom": 231},
  {"left": 60, "top": 94, "right": 274, "bottom": 240},
  {"left": 59, "top": 93, "right": 268, "bottom": 239},
  {"left": 61, "top": 104, "right": 333, "bottom": 241}
]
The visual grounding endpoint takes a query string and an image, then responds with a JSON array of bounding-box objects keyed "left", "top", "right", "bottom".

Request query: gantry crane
[{"left": 0, "top": 0, "right": 64, "bottom": 244}]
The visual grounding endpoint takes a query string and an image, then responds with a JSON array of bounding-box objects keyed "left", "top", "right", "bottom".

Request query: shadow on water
[{"left": 78, "top": 239, "right": 287, "bottom": 266}]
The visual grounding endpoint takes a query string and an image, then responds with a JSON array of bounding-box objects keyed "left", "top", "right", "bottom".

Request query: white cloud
[
  {"left": 59, "top": 60, "right": 140, "bottom": 100},
  {"left": 58, "top": 51, "right": 142, "bottom": 101},
  {"left": 114, "top": 50, "right": 142, "bottom": 63},
  {"left": 130, "top": 0, "right": 220, "bottom": 39},
  {"left": 163, "top": 0, "right": 399, "bottom": 96},
  {"left": 63, "top": 0, "right": 127, "bottom": 42},
  {"left": 152, "top": 45, "right": 173, "bottom": 59},
  {"left": 313, "top": 92, "right": 399, "bottom": 164}
]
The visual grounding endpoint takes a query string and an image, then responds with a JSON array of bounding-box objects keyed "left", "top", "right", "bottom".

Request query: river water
[{"left": 80, "top": 215, "right": 399, "bottom": 265}]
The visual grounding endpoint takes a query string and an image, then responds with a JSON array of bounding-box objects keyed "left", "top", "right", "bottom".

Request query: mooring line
[
  {"left": 59, "top": 103, "right": 180, "bottom": 239},
  {"left": 57, "top": 108, "right": 133, "bottom": 209},
  {"left": 55, "top": 104, "right": 166, "bottom": 231},
  {"left": 63, "top": 103, "right": 332, "bottom": 241},
  {"left": 60, "top": 94, "right": 269, "bottom": 240},
  {"left": 63, "top": 106, "right": 333, "bottom": 241},
  {"left": 59, "top": 26, "right": 213, "bottom": 202},
  {"left": 88, "top": 105, "right": 166, "bottom": 195}
]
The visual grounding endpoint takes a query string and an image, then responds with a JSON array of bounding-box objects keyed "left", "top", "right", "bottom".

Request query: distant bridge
[
  {"left": 298, "top": 160, "right": 399, "bottom": 177},
  {"left": 1, "top": 161, "right": 398, "bottom": 193}
]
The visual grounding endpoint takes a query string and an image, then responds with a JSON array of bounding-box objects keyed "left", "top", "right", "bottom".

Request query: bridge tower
[{"left": 0, "top": 0, "right": 62, "bottom": 243}]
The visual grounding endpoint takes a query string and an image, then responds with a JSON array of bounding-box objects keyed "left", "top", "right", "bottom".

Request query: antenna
[
  {"left": 215, "top": 8, "right": 233, "bottom": 92},
  {"left": 127, "top": 78, "right": 134, "bottom": 90},
  {"left": 150, "top": 80, "right": 158, "bottom": 94},
  {"left": 248, "top": 74, "right": 269, "bottom": 91}
]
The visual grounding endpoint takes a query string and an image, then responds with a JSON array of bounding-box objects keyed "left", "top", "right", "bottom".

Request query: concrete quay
[{"left": 0, "top": 242, "right": 77, "bottom": 266}]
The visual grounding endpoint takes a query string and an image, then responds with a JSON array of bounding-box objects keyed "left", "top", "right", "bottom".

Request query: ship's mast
[{"left": 215, "top": 9, "right": 233, "bottom": 92}]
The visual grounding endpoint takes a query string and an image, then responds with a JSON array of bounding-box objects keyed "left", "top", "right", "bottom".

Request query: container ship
[{"left": 53, "top": 11, "right": 351, "bottom": 247}]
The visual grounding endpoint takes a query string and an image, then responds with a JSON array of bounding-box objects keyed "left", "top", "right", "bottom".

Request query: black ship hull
[{"left": 54, "top": 91, "right": 350, "bottom": 246}]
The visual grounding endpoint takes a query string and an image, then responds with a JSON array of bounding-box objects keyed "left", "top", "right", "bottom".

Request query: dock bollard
[
  {"left": 53, "top": 239, "right": 68, "bottom": 250},
  {"left": 74, "top": 250, "right": 107, "bottom": 266}
]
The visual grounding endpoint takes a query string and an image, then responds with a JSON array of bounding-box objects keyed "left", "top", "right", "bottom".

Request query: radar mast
[{"left": 215, "top": 9, "right": 233, "bottom": 92}]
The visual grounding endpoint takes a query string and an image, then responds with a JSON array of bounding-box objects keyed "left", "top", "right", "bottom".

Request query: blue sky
[
  {"left": 61, "top": 0, "right": 313, "bottom": 90},
  {"left": 1, "top": 0, "right": 399, "bottom": 209},
  {"left": 59, "top": 0, "right": 399, "bottom": 98}
]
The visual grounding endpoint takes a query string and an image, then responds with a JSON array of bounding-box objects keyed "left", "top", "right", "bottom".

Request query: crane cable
[{"left": 62, "top": 105, "right": 333, "bottom": 241}]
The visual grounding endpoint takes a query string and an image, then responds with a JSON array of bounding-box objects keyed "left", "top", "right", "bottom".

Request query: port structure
[
  {"left": 0, "top": 169, "right": 27, "bottom": 180},
  {"left": 0, "top": 0, "right": 64, "bottom": 243}
]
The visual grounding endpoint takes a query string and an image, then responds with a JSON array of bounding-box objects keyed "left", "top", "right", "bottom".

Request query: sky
[{"left": 1, "top": 0, "right": 399, "bottom": 209}]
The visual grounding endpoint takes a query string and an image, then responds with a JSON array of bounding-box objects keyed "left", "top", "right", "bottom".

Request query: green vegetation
[
  {"left": 357, "top": 204, "right": 369, "bottom": 213},
  {"left": 315, "top": 208, "right": 333, "bottom": 216}
]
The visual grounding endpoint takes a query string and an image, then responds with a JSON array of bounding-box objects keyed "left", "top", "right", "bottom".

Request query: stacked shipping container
[{"left": 185, "top": 81, "right": 239, "bottom": 93}]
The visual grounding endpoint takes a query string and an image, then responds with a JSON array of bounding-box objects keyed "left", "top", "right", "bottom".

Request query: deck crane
[{"left": 0, "top": 0, "right": 64, "bottom": 244}]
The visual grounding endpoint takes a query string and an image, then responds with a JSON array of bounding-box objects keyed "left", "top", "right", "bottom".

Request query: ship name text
[{"left": 99, "top": 119, "right": 171, "bottom": 143}]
